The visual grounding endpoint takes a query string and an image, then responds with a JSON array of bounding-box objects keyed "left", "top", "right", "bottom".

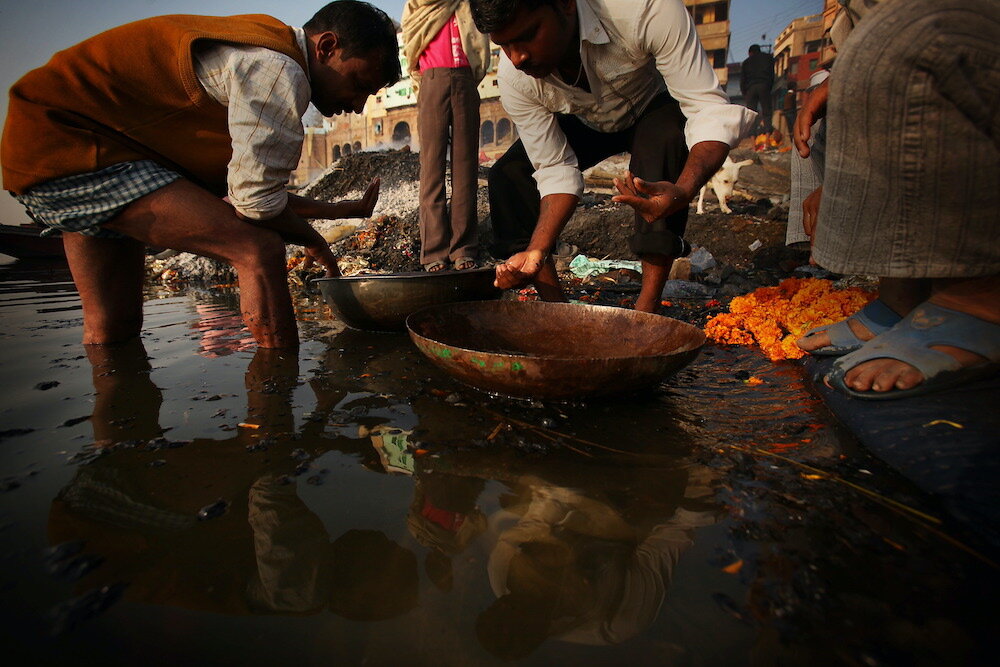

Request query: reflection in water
[
  {"left": 51, "top": 342, "right": 419, "bottom": 623},
  {"left": 191, "top": 303, "right": 255, "bottom": 358},
  {"left": 479, "top": 469, "right": 718, "bottom": 659},
  {"left": 46, "top": 336, "right": 723, "bottom": 659}
]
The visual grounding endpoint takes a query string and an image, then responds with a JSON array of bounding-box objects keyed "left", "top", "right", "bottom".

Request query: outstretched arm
[{"left": 287, "top": 177, "right": 380, "bottom": 220}]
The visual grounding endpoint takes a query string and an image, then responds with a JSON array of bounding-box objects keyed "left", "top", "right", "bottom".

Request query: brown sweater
[{"left": 1, "top": 14, "right": 308, "bottom": 195}]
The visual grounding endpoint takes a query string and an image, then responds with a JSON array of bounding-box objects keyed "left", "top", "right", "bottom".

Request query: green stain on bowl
[
  {"left": 473, "top": 358, "right": 486, "bottom": 368},
  {"left": 511, "top": 362, "right": 524, "bottom": 371},
  {"left": 435, "top": 348, "right": 453, "bottom": 359}
]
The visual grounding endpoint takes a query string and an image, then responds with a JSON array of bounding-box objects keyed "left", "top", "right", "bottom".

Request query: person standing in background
[
  {"left": 741, "top": 45, "right": 775, "bottom": 135},
  {"left": 402, "top": 0, "right": 491, "bottom": 272}
]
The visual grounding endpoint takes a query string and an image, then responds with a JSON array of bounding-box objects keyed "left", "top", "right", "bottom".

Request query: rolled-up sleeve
[
  {"left": 638, "top": 0, "right": 757, "bottom": 148},
  {"left": 498, "top": 58, "right": 584, "bottom": 199},
  {"left": 221, "top": 50, "right": 311, "bottom": 220}
]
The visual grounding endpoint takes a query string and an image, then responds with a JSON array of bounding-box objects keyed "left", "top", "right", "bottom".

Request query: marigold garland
[{"left": 704, "top": 278, "right": 875, "bottom": 361}]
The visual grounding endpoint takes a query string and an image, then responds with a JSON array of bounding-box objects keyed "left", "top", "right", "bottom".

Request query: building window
[
  {"left": 695, "top": 2, "right": 728, "bottom": 25},
  {"left": 790, "top": 61, "right": 799, "bottom": 75},
  {"left": 481, "top": 120, "right": 495, "bottom": 145},
  {"left": 374, "top": 121, "right": 383, "bottom": 135},
  {"left": 708, "top": 48, "right": 727, "bottom": 69},
  {"left": 809, "top": 58, "right": 818, "bottom": 70}
]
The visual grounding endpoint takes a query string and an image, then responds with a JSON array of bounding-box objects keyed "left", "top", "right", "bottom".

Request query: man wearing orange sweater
[{"left": 1, "top": 1, "right": 400, "bottom": 348}]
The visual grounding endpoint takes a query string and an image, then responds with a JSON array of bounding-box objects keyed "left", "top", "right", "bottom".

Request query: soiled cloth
[{"left": 813, "top": 0, "right": 1000, "bottom": 277}]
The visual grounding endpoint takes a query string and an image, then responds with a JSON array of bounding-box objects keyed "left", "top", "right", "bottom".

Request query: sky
[{"left": 0, "top": 0, "right": 821, "bottom": 227}]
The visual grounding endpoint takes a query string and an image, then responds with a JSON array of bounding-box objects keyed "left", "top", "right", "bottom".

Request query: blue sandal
[
  {"left": 800, "top": 298, "right": 901, "bottom": 356},
  {"left": 826, "top": 302, "right": 1000, "bottom": 400}
]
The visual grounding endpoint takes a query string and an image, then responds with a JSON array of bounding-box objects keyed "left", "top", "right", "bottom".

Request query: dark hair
[
  {"left": 749, "top": 44, "right": 761, "bottom": 53},
  {"left": 469, "top": 0, "right": 558, "bottom": 34},
  {"left": 304, "top": 1, "right": 401, "bottom": 86}
]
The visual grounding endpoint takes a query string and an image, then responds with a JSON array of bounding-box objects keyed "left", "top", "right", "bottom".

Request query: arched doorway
[
  {"left": 353, "top": 141, "right": 362, "bottom": 152},
  {"left": 343, "top": 144, "right": 352, "bottom": 156},
  {"left": 333, "top": 145, "right": 341, "bottom": 159},
  {"left": 392, "top": 121, "right": 411, "bottom": 144},
  {"left": 496, "top": 118, "right": 512, "bottom": 143},
  {"left": 480, "top": 120, "right": 494, "bottom": 145}
]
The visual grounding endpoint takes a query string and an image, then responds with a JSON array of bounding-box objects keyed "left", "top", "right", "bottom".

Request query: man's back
[{"left": 741, "top": 50, "right": 774, "bottom": 89}]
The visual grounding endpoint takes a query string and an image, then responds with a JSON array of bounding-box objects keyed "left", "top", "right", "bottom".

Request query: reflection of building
[
  {"left": 292, "top": 7, "right": 735, "bottom": 187},
  {"left": 683, "top": 0, "right": 731, "bottom": 86},
  {"left": 773, "top": 13, "right": 825, "bottom": 94}
]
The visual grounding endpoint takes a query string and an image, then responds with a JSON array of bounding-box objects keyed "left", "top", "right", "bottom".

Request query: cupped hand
[
  {"left": 494, "top": 249, "right": 547, "bottom": 289},
  {"left": 612, "top": 171, "right": 689, "bottom": 222}
]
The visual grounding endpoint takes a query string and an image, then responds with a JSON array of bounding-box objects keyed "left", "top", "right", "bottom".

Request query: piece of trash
[
  {"left": 743, "top": 376, "right": 764, "bottom": 386},
  {"left": 687, "top": 246, "right": 716, "bottom": 274},
  {"left": 237, "top": 423, "right": 260, "bottom": 430},
  {"left": 50, "top": 583, "right": 128, "bottom": 636},
  {"left": 568, "top": 255, "right": 643, "bottom": 279},
  {"left": 35, "top": 381, "right": 60, "bottom": 391},
  {"left": 923, "top": 419, "right": 963, "bottom": 429},
  {"left": 196, "top": 499, "right": 228, "bottom": 521},
  {"left": 660, "top": 280, "right": 713, "bottom": 299},
  {"left": 722, "top": 559, "right": 744, "bottom": 574},
  {"left": 748, "top": 239, "right": 762, "bottom": 251},
  {"left": 800, "top": 473, "right": 824, "bottom": 480}
]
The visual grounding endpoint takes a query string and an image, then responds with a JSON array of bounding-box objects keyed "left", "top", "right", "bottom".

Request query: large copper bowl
[
  {"left": 407, "top": 301, "right": 705, "bottom": 399},
  {"left": 316, "top": 267, "right": 501, "bottom": 332}
]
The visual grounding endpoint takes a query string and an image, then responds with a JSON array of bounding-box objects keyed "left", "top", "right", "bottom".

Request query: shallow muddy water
[{"left": 1, "top": 260, "right": 997, "bottom": 665}]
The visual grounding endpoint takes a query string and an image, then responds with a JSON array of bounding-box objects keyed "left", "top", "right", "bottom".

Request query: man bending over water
[{"left": 2, "top": 1, "right": 400, "bottom": 348}]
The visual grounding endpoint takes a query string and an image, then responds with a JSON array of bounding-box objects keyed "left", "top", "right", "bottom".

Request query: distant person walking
[
  {"left": 402, "top": 0, "right": 491, "bottom": 272},
  {"left": 741, "top": 45, "right": 775, "bottom": 134}
]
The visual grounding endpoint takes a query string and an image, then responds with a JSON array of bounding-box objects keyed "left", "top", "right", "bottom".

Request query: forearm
[
  {"left": 675, "top": 141, "right": 730, "bottom": 200},
  {"left": 239, "top": 206, "right": 325, "bottom": 248},
  {"left": 526, "top": 193, "right": 579, "bottom": 253},
  {"left": 286, "top": 193, "right": 359, "bottom": 220}
]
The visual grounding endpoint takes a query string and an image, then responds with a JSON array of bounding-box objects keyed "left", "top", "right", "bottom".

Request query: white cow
[{"left": 696, "top": 157, "right": 754, "bottom": 214}]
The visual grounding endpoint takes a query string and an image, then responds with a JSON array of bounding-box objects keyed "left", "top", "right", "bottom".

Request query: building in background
[
  {"left": 773, "top": 13, "right": 825, "bottom": 94},
  {"left": 684, "top": 0, "right": 731, "bottom": 86},
  {"left": 293, "top": 3, "right": 734, "bottom": 186}
]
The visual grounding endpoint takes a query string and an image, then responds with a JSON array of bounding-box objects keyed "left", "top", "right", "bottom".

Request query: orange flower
[{"left": 704, "top": 278, "right": 874, "bottom": 361}]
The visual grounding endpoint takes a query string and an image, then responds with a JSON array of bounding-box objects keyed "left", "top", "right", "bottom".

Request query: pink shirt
[{"left": 417, "top": 15, "right": 469, "bottom": 71}]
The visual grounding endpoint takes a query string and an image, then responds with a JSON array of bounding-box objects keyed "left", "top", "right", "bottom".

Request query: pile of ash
[{"left": 300, "top": 148, "right": 421, "bottom": 200}]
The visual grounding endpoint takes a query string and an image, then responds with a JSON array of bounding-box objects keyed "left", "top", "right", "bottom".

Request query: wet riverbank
[{"left": 1, "top": 260, "right": 997, "bottom": 665}]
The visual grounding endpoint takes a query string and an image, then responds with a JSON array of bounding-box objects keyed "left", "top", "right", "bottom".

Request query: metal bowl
[
  {"left": 316, "top": 267, "right": 501, "bottom": 332},
  {"left": 406, "top": 301, "right": 705, "bottom": 399}
]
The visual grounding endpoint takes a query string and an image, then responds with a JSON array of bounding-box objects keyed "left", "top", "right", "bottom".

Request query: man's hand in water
[
  {"left": 612, "top": 171, "right": 689, "bottom": 223},
  {"left": 494, "top": 249, "right": 548, "bottom": 289}
]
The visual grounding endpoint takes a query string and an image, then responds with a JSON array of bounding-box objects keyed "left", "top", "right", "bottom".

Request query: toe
[{"left": 797, "top": 330, "right": 831, "bottom": 351}]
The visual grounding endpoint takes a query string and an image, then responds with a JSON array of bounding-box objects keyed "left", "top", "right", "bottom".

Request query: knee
[{"left": 234, "top": 229, "right": 286, "bottom": 271}]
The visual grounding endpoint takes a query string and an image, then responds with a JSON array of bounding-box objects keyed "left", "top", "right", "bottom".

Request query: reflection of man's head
[
  {"left": 407, "top": 472, "right": 487, "bottom": 556},
  {"left": 478, "top": 486, "right": 637, "bottom": 658}
]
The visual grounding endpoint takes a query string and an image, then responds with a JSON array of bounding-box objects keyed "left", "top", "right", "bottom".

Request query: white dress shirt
[
  {"left": 498, "top": 0, "right": 757, "bottom": 199},
  {"left": 194, "top": 28, "right": 311, "bottom": 220}
]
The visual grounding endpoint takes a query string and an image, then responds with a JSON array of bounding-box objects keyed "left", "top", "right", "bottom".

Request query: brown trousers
[{"left": 417, "top": 67, "right": 480, "bottom": 266}]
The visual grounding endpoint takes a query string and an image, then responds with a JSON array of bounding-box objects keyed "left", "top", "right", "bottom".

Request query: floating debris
[{"left": 196, "top": 499, "right": 229, "bottom": 521}]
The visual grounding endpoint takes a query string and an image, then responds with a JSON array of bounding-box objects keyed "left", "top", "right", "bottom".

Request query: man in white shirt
[{"left": 470, "top": 0, "right": 756, "bottom": 311}]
